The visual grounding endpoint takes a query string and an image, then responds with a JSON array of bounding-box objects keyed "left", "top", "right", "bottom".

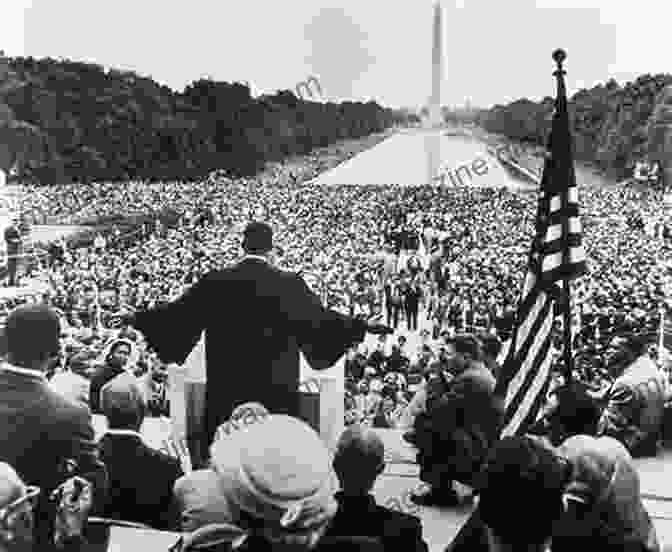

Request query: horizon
[{"left": 4, "top": 0, "right": 671, "bottom": 111}]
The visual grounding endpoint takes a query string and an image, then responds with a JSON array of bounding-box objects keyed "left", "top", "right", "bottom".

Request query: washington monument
[
  {"left": 429, "top": 0, "right": 444, "bottom": 128},
  {"left": 425, "top": 1, "right": 444, "bottom": 185}
]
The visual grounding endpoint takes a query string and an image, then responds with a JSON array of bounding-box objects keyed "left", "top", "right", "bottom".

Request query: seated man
[
  {"left": 327, "top": 426, "right": 428, "bottom": 552},
  {"left": 98, "top": 372, "right": 183, "bottom": 530},
  {"left": 412, "top": 335, "right": 503, "bottom": 507},
  {"left": 597, "top": 334, "right": 666, "bottom": 457},
  {"left": 529, "top": 380, "right": 601, "bottom": 446}
]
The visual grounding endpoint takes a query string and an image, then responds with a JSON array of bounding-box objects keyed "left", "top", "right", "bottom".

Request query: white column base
[{"left": 300, "top": 352, "right": 345, "bottom": 452}]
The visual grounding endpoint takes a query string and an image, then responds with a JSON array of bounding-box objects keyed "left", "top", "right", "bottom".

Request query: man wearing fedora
[{"left": 121, "top": 221, "right": 392, "bottom": 460}]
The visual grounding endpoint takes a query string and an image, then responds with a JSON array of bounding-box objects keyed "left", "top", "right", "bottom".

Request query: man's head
[
  {"left": 479, "top": 436, "right": 571, "bottom": 551},
  {"left": 444, "top": 333, "right": 483, "bottom": 374},
  {"left": 478, "top": 333, "right": 502, "bottom": 364},
  {"left": 0, "top": 463, "right": 37, "bottom": 552},
  {"left": 242, "top": 222, "right": 273, "bottom": 256},
  {"left": 106, "top": 340, "right": 132, "bottom": 370},
  {"left": 606, "top": 334, "right": 649, "bottom": 378},
  {"left": 333, "top": 425, "right": 385, "bottom": 496},
  {"left": 5, "top": 305, "right": 60, "bottom": 371},
  {"left": 100, "top": 372, "right": 147, "bottom": 431}
]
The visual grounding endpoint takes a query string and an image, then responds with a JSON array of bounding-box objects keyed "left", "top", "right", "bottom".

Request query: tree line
[
  {"left": 0, "top": 56, "right": 417, "bottom": 185},
  {"left": 473, "top": 73, "right": 672, "bottom": 181}
]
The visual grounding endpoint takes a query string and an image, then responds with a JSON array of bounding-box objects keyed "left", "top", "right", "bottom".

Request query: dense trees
[
  {"left": 0, "top": 56, "right": 412, "bottom": 184},
  {"left": 475, "top": 73, "right": 672, "bottom": 180}
]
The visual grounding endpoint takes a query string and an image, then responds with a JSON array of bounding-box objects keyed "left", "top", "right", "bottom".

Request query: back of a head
[
  {"left": 479, "top": 436, "right": 570, "bottom": 549},
  {"left": 100, "top": 372, "right": 147, "bottom": 430},
  {"left": 333, "top": 425, "right": 385, "bottom": 493},
  {"left": 5, "top": 305, "right": 60, "bottom": 368},
  {"left": 448, "top": 333, "right": 484, "bottom": 363},
  {"left": 554, "top": 384, "right": 601, "bottom": 438},
  {"left": 556, "top": 435, "right": 654, "bottom": 549},
  {"left": 243, "top": 222, "right": 273, "bottom": 255},
  {"left": 209, "top": 415, "right": 337, "bottom": 547},
  {"left": 477, "top": 333, "right": 502, "bottom": 361}
]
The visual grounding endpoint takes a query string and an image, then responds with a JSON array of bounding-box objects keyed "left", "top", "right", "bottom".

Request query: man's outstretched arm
[
  {"left": 289, "top": 275, "right": 391, "bottom": 370},
  {"left": 118, "top": 277, "right": 210, "bottom": 365}
]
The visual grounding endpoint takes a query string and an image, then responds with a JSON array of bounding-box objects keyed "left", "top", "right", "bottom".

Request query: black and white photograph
[{"left": 0, "top": 0, "right": 670, "bottom": 550}]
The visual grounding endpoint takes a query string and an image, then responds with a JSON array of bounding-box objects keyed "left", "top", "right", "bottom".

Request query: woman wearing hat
[{"left": 177, "top": 415, "right": 383, "bottom": 552}]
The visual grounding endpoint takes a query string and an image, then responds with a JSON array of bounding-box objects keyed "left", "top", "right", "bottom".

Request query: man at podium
[{"left": 121, "top": 222, "right": 391, "bottom": 456}]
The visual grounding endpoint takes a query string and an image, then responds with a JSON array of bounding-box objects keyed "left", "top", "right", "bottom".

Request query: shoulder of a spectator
[
  {"left": 386, "top": 506, "right": 423, "bottom": 530},
  {"left": 151, "top": 446, "right": 184, "bottom": 476},
  {"left": 43, "top": 384, "right": 94, "bottom": 429},
  {"left": 173, "top": 469, "right": 211, "bottom": 497}
]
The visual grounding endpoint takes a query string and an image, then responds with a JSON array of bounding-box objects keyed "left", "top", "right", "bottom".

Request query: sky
[{"left": 3, "top": 0, "right": 670, "bottom": 110}]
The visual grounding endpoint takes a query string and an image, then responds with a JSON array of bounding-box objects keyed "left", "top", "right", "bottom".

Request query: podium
[
  {"left": 168, "top": 334, "right": 346, "bottom": 460},
  {"left": 298, "top": 352, "right": 345, "bottom": 452}
]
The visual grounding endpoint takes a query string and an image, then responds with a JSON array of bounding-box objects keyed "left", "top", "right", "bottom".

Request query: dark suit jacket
[
  {"left": 403, "top": 286, "right": 422, "bottom": 311},
  {"left": 0, "top": 368, "right": 108, "bottom": 544},
  {"left": 326, "top": 492, "right": 428, "bottom": 552},
  {"left": 132, "top": 258, "right": 368, "bottom": 448},
  {"left": 98, "top": 432, "right": 183, "bottom": 530},
  {"left": 417, "top": 363, "right": 503, "bottom": 486},
  {"left": 89, "top": 364, "right": 125, "bottom": 414}
]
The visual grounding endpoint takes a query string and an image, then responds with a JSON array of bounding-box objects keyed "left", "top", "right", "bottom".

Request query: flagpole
[
  {"left": 553, "top": 49, "right": 575, "bottom": 385},
  {"left": 563, "top": 278, "right": 574, "bottom": 383},
  {"left": 660, "top": 306, "right": 666, "bottom": 362}
]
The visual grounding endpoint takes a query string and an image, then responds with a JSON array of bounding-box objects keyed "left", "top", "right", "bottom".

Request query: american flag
[{"left": 495, "top": 50, "right": 587, "bottom": 437}]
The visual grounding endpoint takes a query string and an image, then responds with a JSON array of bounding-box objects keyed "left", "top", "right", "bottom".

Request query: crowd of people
[
  {"left": 1, "top": 146, "right": 670, "bottom": 431},
  {"left": 0, "top": 303, "right": 666, "bottom": 552},
  {"left": 0, "top": 135, "right": 669, "bottom": 549}
]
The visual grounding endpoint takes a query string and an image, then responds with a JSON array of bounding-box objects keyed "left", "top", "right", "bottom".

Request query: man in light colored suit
[{"left": 597, "top": 334, "right": 666, "bottom": 458}]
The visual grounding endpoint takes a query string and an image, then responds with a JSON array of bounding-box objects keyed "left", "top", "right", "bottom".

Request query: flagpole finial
[
  {"left": 552, "top": 49, "right": 566, "bottom": 68},
  {"left": 552, "top": 49, "right": 568, "bottom": 101}
]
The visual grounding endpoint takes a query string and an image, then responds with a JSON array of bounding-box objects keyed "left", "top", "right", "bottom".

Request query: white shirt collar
[
  {"left": 1, "top": 362, "right": 46, "bottom": 381},
  {"left": 243, "top": 254, "right": 268, "bottom": 263},
  {"left": 104, "top": 428, "right": 144, "bottom": 440}
]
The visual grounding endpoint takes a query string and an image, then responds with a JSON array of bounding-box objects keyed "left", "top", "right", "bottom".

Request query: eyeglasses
[{"left": 0, "top": 486, "right": 41, "bottom": 527}]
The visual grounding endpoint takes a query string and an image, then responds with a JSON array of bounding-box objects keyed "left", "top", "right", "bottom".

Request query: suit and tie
[
  {"left": 98, "top": 430, "right": 183, "bottom": 530},
  {"left": 0, "top": 364, "right": 108, "bottom": 544},
  {"left": 326, "top": 492, "right": 428, "bottom": 552}
]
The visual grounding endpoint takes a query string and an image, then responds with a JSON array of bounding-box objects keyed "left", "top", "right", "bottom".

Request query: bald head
[
  {"left": 101, "top": 372, "right": 147, "bottom": 430},
  {"left": 333, "top": 426, "right": 385, "bottom": 495},
  {"left": 5, "top": 305, "right": 60, "bottom": 369}
]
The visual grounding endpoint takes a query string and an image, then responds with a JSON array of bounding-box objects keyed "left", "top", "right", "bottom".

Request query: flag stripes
[{"left": 495, "top": 51, "right": 587, "bottom": 438}]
